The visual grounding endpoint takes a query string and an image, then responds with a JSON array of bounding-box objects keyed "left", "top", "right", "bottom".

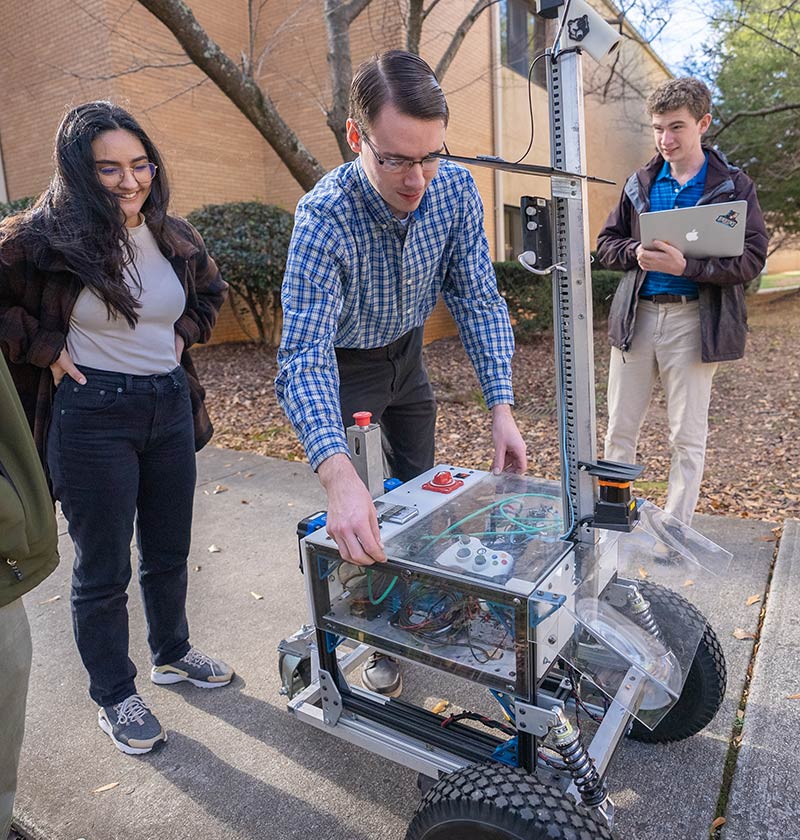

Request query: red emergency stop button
[
  {"left": 352, "top": 411, "right": 372, "bottom": 427},
  {"left": 422, "top": 470, "right": 464, "bottom": 494}
]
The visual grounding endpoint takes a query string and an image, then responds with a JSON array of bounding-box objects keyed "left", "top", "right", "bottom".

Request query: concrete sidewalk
[{"left": 12, "top": 447, "right": 794, "bottom": 840}]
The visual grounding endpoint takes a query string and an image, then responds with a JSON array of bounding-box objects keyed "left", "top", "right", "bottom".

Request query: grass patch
[
  {"left": 761, "top": 271, "right": 800, "bottom": 290},
  {"left": 250, "top": 426, "right": 285, "bottom": 442},
  {"left": 636, "top": 480, "right": 668, "bottom": 493}
]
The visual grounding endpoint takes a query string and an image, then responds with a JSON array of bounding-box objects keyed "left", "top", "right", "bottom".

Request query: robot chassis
[{"left": 278, "top": 7, "right": 729, "bottom": 838}]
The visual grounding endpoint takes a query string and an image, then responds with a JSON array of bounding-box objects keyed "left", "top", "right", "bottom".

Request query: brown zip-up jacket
[
  {"left": 597, "top": 147, "right": 768, "bottom": 362},
  {"left": 0, "top": 216, "right": 228, "bottom": 473}
]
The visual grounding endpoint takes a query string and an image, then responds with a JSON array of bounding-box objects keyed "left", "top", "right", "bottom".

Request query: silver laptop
[{"left": 639, "top": 200, "right": 747, "bottom": 258}]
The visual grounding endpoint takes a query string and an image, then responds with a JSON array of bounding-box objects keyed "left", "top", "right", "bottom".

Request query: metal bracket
[
  {"left": 529, "top": 590, "right": 567, "bottom": 628},
  {"left": 318, "top": 668, "right": 343, "bottom": 726},
  {"left": 514, "top": 701, "right": 562, "bottom": 737},
  {"left": 551, "top": 176, "right": 580, "bottom": 199}
]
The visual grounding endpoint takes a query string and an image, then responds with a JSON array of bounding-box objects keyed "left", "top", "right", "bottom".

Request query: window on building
[
  {"left": 499, "top": 0, "right": 550, "bottom": 86},
  {"left": 503, "top": 204, "right": 525, "bottom": 262}
]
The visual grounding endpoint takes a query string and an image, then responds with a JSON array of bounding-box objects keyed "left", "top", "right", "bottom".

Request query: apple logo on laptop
[{"left": 685, "top": 229, "right": 699, "bottom": 242}]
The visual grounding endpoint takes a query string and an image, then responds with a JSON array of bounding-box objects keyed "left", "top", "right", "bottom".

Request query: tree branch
[
  {"left": 406, "top": 0, "right": 424, "bottom": 55},
  {"left": 711, "top": 14, "right": 800, "bottom": 59},
  {"left": 324, "top": 0, "right": 369, "bottom": 160},
  {"left": 136, "top": 0, "right": 325, "bottom": 191},
  {"left": 709, "top": 101, "right": 800, "bottom": 140},
  {"left": 434, "top": 0, "right": 499, "bottom": 82}
]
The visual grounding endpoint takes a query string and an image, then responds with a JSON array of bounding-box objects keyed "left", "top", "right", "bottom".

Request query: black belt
[{"left": 639, "top": 294, "right": 698, "bottom": 304}]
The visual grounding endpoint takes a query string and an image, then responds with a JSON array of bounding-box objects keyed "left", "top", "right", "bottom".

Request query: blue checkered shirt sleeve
[{"left": 276, "top": 209, "right": 349, "bottom": 469}]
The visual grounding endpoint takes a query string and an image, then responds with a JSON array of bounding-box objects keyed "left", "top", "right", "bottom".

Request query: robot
[{"left": 278, "top": 3, "right": 730, "bottom": 836}]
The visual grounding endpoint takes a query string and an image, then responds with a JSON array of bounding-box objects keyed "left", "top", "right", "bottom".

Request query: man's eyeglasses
[
  {"left": 96, "top": 162, "right": 158, "bottom": 185},
  {"left": 360, "top": 131, "right": 447, "bottom": 174}
]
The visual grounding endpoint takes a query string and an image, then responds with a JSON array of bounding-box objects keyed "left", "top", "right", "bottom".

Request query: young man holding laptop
[{"left": 597, "top": 77, "right": 767, "bottom": 525}]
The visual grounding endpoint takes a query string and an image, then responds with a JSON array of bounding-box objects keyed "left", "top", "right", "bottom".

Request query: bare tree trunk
[
  {"left": 406, "top": 0, "right": 424, "bottom": 55},
  {"left": 137, "top": 0, "right": 326, "bottom": 191},
  {"left": 324, "top": 0, "right": 370, "bottom": 160}
]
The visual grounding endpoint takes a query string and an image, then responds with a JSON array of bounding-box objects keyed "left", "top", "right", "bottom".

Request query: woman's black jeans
[{"left": 47, "top": 365, "right": 196, "bottom": 707}]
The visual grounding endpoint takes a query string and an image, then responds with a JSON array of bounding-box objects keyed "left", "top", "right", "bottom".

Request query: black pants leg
[
  {"left": 47, "top": 366, "right": 195, "bottom": 707},
  {"left": 336, "top": 327, "right": 436, "bottom": 482}
]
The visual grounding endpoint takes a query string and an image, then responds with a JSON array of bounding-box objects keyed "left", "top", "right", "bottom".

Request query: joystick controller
[{"left": 434, "top": 535, "right": 515, "bottom": 580}]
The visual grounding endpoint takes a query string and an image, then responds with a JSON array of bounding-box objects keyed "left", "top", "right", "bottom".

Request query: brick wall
[{"left": 0, "top": 0, "right": 674, "bottom": 351}]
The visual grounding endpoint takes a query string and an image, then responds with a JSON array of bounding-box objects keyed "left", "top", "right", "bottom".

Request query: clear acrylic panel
[
  {"left": 314, "top": 555, "right": 524, "bottom": 690},
  {"left": 380, "top": 473, "right": 573, "bottom": 593},
  {"left": 559, "top": 552, "right": 710, "bottom": 728}
]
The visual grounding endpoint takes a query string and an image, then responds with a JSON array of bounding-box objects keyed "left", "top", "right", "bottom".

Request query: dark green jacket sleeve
[{"left": 0, "top": 353, "right": 58, "bottom": 607}]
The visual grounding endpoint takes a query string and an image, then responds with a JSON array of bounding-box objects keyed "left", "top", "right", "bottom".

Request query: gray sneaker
[
  {"left": 98, "top": 694, "right": 166, "bottom": 755},
  {"left": 362, "top": 653, "right": 402, "bottom": 697},
  {"left": 151, "top": 646, "right": 234, "bottom": 688}
]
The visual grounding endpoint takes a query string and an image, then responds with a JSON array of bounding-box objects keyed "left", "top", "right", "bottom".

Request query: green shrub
[
  {"left": 187, "top": 201, "right": 293, "bottom": 346},
  {"left": 493, "top": 260, "right": 622, "bottom": 342},
  {"left": 0, "top": 196, "right": 35, "bottom": 221}
]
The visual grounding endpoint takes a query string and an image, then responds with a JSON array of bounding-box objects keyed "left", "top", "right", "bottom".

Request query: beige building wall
[{"left": 497, "top": 1, "right": 671, "bottom": 256}]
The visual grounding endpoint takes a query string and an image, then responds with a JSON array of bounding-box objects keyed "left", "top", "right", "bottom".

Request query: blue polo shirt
[{"left": 640, "top": 153, "right": 708, "bottom": 298}]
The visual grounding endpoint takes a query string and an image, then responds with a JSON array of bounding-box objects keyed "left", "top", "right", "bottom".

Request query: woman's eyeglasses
[{"left": 96, "top": 162, "right": 158, "bottom": 185}]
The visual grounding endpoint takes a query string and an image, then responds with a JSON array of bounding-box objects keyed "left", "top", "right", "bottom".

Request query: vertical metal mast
[{"left": 547, "top": 43, "right": 598, "bottom": 541}]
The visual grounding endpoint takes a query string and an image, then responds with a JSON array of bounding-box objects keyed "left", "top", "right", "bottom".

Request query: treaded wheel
[
  {"left": 628, "top": 581, "right": 726, "bottom": 743},
  {"left": 405, "top": 763, "right": 614, "bottom": 840}
]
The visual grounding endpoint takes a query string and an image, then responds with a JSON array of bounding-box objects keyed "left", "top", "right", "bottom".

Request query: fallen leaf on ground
[
  {"left": 92, "top": 782, "right": 119, "bottom": 793},
  {"left": 431, "top": 700, "right": 449, "bottom": 714},
  {"left": 682, "top": 579, "right": 694, "bottom": 587},
  {"left": 746, "top": 594, "right": 761, "bottom": 606},
  {"left": 787, "top": 693, "right": 800, "bottom": 700},
  {"left": 251, "top": 592, "right": 264, "bottom": 600},
  {"left": 208, "top": 544, "right": 221, "bottom": 553},
  {"left": 638, "top": 566, "right": 649, "bottom": 579},
  {"left": 38, "top": 595, "right": 61, "bottom": 605},
  {"left": 710, "top": 816, "right": 726, "bottom": 830},
  {"left": 733, "top": 628, "right": 756, "bottom": 640},
  {"left": 213, "top": 484, "right": 228, "bottom": 494}
]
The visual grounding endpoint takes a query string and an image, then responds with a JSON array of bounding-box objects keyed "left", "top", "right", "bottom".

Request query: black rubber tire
[
  {"left": 405, "top": 763, "right": 614, "bottom": 840},
  {"left": 627, "top": 581, "right": 726, "bottom": 743}
]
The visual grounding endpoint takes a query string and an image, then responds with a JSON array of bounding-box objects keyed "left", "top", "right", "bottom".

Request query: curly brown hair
[{"left": 646, "top": 78, "right": 711, "bottom": 121}]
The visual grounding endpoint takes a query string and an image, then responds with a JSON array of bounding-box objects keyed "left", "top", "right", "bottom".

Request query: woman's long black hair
[{"left": 1, "top": 101, "right": 183, "bottom": 326}]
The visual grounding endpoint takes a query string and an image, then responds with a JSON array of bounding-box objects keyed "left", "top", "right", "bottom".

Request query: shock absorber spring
[
  {"left": 626, "top": 587, "right": 664, "bottom": 642},
  {"left": 550, "top": 708, "right": 607, "bottom": 808}
]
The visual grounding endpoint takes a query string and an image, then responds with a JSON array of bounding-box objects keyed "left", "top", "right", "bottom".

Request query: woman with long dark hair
[{"left": 0, "top": 101, "right": 233, "bottom": 755}]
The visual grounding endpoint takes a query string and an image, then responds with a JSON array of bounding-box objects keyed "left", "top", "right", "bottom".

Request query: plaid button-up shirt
[{"left": 276, "top": 158, "right": 515, "bottom": 470}]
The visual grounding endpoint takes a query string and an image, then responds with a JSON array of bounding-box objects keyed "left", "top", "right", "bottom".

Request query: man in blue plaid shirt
[{"left": 276, "top": 51, "right": 527, "bottom": 693}]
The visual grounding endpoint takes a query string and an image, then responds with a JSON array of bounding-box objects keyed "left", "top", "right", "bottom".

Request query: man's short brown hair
[{"left": 646, "top": 78, "right": 712, "bottom": 121}]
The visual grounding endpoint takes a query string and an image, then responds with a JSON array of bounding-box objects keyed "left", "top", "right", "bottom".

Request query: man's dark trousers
[{"left": 336, "top": 327, "right": 436, "bottom": 482}]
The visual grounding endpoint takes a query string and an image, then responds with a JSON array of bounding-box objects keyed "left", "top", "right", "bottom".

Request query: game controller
[{"left": 434, "top": 535, "right": 515, "bottom": 580}]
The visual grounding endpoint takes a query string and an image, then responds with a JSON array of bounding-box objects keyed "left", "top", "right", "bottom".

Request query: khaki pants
[
  {"left": 604, "top": 299, "right": 718, "bottom": 525},
  {"left": 0, "top": 597, "right": 32, "bottom": 838}
]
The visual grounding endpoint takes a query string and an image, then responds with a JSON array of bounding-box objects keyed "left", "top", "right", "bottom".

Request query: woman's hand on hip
[{"left": 50, "top": 348, "right": 85, "bottom": 387}]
